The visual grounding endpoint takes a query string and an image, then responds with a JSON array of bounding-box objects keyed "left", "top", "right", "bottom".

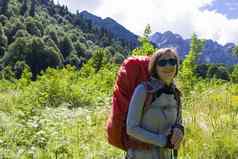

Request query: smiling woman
[
  {"left": 125, "top": 48, "right": 184, "bottom": 159},
  {"left": 148, "top": 48, "right": 180, "bottom": 86}
]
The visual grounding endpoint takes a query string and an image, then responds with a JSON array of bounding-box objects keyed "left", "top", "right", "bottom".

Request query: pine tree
[
  {"left": 180, "top": 33, "right": 205, "bottom": 94},
  {"left": 231, "top": 65, "right": 238, "bottom": 83},
  {"left": 143, "top": 24, "right": 152, "bottom": 39},
  {"left": 132, "top": 24, "right": 155, "bottom": 56},
  {"left": 1, "top": 0, "right": 10, "bottom": 15},
  {"left": 0, "top": 24, "right": 8, "bottom": 57},
  {"left": 233, "top": 45, "right": 238, "bottom": 56},
  {"left": 20, "top": 0, "right": 28, "bottom": 16},
  {"left": 30, "top": 0, "right": 36, "bottom": 17},
  {"left": 90, "top": 48, "right": 111, "bottom": 72},
  {"left": 59, "top": 35, "right": 74, "bottom": 58}
]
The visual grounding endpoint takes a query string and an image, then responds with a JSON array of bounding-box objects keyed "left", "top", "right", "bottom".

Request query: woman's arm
[{"left": 126, "top": 84, "right": 167, "bottom": 147}]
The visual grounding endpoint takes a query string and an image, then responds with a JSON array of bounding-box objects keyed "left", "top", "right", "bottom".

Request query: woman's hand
[{"left": 170, "top": 127, "right": 184, "bottom": 150}]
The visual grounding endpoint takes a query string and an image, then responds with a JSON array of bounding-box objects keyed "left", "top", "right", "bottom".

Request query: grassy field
[{"left": 0, "top": 66, "right": 238, "bottom": 159}]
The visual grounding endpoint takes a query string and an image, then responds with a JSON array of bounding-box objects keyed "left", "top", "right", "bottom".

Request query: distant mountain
[
  {"left": 150, "top": 31, "right": 238, "bottom": 65},
  {"left": 77, "top": 11, "right": 238, "bottom": 65},
  {"left": 79, "top": 11, "right": 139, "bottom": 48}
]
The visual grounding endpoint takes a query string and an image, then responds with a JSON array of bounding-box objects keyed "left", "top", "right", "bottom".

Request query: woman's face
[{"left": 156, "top": 52, "right": 177, "bottom": 84}]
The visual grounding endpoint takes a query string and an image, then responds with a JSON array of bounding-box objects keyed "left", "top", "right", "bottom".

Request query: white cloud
[{"left": 57, "top": 0, "right": 238, "bottom": 45}]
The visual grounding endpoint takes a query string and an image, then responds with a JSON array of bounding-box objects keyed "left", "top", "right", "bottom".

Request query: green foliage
[
  {"left": 207, "top": 65, "right": 230, "bottom": 81},
  {"left": 0, "top": 0, "right": 134, "bottom": 78},
  {"left": 143, "top": 24, "right": 152, "bottom": 39},
  {"left": 132, "top": 24, "right": 155, "bottom": 56},
  {"left": 0, "top": 65, "right": 15, "bottom": 82},
  {"left": 30, "top": 0, "right": 36, "bottom": 17},
  {"left": 0, "top": 15, "right": 8, "bottom": 25},
  {"left": 15, "top": 62, "right": 32, "bottom": 87},
  {"left": 25, "top": 17, "right": 44, "bottom": 36},
  {"left": 14, "top": 60, "right": 30, "bottom": 79},
  {"left": 1, "top": 0, "right": 10, "bottom": 16},
  {"left": 89, "top": 48, "right": 112, "bottom": 73},
  {"left": 45, "top": 27, "right": 59, "bottom": 46},
  {"left": 0, "top": 24, "right": 8, "bottom": 57},
  {"left": 20, "top": 0, "right": 28, "bottom": 16},
  {"left": 74, "top": 41, "right": 87, "bottom": 57},
  {"left": 3, "top": 37, "right": 63, "bottom": 79},
  {"left": 179, "top": 33, "right": 205, "bottom": 94},
  {"left": 59, "top": 35, "right": 74, "bottom": 58},
  {"left": 233, "top": 45, "right": 238, "bottom": 56},
  {"left": 64, "top": 53, "right": 82, "bottom": 69},
  {"left": 0, "top": 24, "right": 8, "bottom": 47},
  {"left": 231, "top": 65, "right": 238, "bottom": 83},
  {"left": 4, "top": 17, "right": 26, "bottom": 43},
  {"left": 112, "top": 52, "right": 125, "bottom": 64},
  {"left": 0, "top": 64, "right": 237, "bottom": 158},
  {"left": 196, "top": 64, "right": 210, "bottom": 78},
  {"left": 13, "top": 29, "right": 30, "bottom": 40}
]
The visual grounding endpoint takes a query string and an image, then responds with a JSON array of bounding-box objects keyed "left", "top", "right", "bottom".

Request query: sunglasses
[{"left": 157, "top": 58, "right": 177, "bottom": 67}]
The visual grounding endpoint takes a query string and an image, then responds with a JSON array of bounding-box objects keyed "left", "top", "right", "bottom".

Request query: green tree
[
  {"left": 0, "top": 15, "right": 8, "bottom": 25},
  {"left": 179, "top": 33, "right": 205, "bottom": 94},
  {"left": 30, "top": 0, "right": 36, "bottom": 17},
  {"left": 195, "top": 64, "right": 210, "bottom": 78},
  {"left": 132, "top": 24, "right": 155, "bottom": 56},
  {"left": 1, "top": 0, "right": 10, "bottom": 15},
  {"left": 14, "top": 61, "right": 30, "bottom": 79},
  {"left": 233, "top": 45, "right": 238, "bottom": 56},
  {"left": 43, "top": 36, "right": 61, "bottom": 54},
  {"left": 20, "top": 0, "right": 28, "bottom": 16},
  {"left": 64, "top": 53, "right": 82, "bottom": 69},
  {"left": 13, "top": 29, "right": 30, "bottom": 40},
  {"left": 25, "top": 17, "right": 44, "bottom": 36},
  {"left": 74, "top": 41, "right": 87, "bottom": 57},
  {"left": 47, "top": 29, "right": 59, "bottom": 46},
  {"left": 0, "top": 65, "right": 15, "bottom": 81},
  {"left": 0, "top": 24, "right": 8, "bottom": 57},
  {"left": 112, "top": 52, "right": 125, "bottom": 64},
  {"left": 231, "top": 65, "right": 238, "bottom": 83},
  {"left": 207, "top": 65, "right": 230, "bottom": 81},
  {"left": 3, "top": 37, "right": 63, "bottom": 79},
  {"left": 143, "top": 24, "right": 152, "bottom": 39},
  {"left": 59, "top": 35, "right": 74, "bottom": 58},
  {"left": 90, "top": 48, "right": 112, "bottom": 72},
  {"left": 5, "top": 18, "right": 26, "bottom": 43}
]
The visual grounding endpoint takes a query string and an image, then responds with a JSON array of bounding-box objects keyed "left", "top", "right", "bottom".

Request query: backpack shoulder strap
[
  {"left": 174, "top": 87, "right": 182, "bottom": 124},
  {"left": 142, "top": 82, "right": 156, "bottom": 111}
]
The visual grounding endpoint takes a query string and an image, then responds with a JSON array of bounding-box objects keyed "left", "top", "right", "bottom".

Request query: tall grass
[{"left": 0, "top": 66, "right": 237, "bottom": 158}]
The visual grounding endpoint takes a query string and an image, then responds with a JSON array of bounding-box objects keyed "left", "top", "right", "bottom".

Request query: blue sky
[
  {"left": 201, "top": 0, "right": 238, "bottom": 19},
  {"left": 56, "top": 0, "right": 238, "bottom": 45}
]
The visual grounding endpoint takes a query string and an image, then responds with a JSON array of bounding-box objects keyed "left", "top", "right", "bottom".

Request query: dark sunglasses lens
[
  {"left": 169, "top": 59, "right": 177, "bottom": 65},
  {"left": 157, "top": 60, "right": 167, "bottom": 66},
  {"left": 157, "top": 59, "right": 177, "bottom": 66}
]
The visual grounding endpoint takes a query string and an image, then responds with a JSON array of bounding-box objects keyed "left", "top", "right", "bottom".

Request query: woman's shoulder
[{"left": 135, "top": 83, "right": 147, "bottom": 92}]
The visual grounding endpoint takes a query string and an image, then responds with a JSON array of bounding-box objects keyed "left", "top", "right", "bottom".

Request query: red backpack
[
  {"left": 106, "top": 56, "right": 153, "bottom": 151},
  {"left": 106, "top": 56, "right": 181, "bottom": 151}
]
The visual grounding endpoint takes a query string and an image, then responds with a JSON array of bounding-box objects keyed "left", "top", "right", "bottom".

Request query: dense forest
[
  {"left": 0, "top": 0, "right": 131, "bottom": 80},
  {"left": 0, "top": 0, "right": 238, "bottom": 158}
]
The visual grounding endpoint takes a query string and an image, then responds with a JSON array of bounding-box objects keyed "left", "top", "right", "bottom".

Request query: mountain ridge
[
  {"left": 79, "top": 11, "right": 237, "bottom": 65},
  {"left": 150, "top": 31, "right": 238, "bottom": 65},
  {"left": 79, "top": 10, "right": 139, "bottom": 48}
]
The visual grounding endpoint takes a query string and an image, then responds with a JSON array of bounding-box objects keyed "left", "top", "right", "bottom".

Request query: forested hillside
[{"left": 0, "top": 0, "right": 130, "bottom": 80}]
